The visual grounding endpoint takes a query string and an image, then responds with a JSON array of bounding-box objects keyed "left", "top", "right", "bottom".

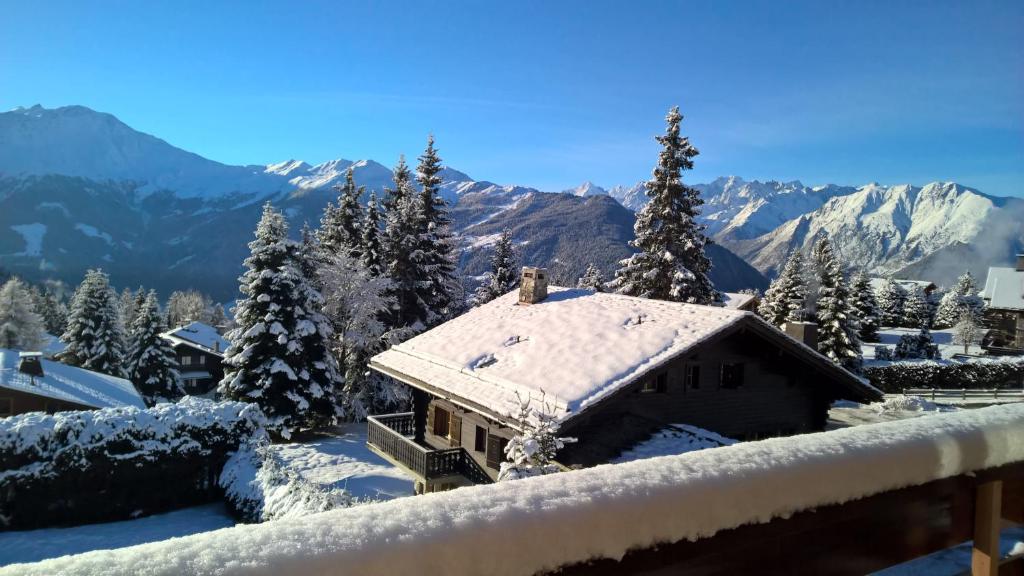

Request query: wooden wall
[
  {"left": 172, "top": 344, "right": 225, "bottom": 395},
  {"left": 0, "top": 387, "right": 95, "bottom": 417},
  {"left": 423, "top": 397, "right": 516, "bottom": 482}
]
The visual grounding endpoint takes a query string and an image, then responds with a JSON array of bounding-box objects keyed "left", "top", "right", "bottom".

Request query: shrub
[
  {"left": 0, "top": 397, "right": 265, "bottom": 530},
  {"left": 864, "top": 357, "right": 1024, "bottom": 393}
]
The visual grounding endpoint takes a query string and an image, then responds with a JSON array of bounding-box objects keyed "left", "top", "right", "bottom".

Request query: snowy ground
[
  {"left": 612, "top": 424, "right": 735, "bottom": 463},
  {"left": 0, "top": 504, "right": 236, "bottom": 567},
  {"left": 828, "top": 396, "right": 959, "bottom": 429},
  {"left": 863, "top": 327, "right": 986, "bottom": 360}
]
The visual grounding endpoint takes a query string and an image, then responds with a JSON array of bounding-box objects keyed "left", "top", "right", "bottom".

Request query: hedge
[
  {"left": 0, "top": 397, "right": 265, "bottom": 530},
  {"left": 864, "top": 357, "right": 1024, "bottom": 394}
]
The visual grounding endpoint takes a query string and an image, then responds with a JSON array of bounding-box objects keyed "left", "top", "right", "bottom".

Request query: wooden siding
[
  {"left": 172, "top": 344, "right": 225, "bottom": 395},
  {"left": 0, "top": 386, "right": 96, "bottom": 417},
  {"left": 423, "top": 397, "right": 516, "bottom": 481}
]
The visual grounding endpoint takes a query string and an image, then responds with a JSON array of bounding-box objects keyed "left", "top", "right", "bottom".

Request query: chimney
[
  {"left": 784, "top": 322, "right": 818, "bottom": 351},
  {"left": 518, "top": 266, "right": 549, "bottom": 305},
  {"left": 18, "top": 352, "right": 44, "bottom": 381},
  {"left": 1016, "top": 254, "right": 1024, "bottom": 272}
]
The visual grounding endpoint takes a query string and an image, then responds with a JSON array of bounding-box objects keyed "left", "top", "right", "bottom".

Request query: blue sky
[{"left": 1, "top": 0, "right": 1022, "bottom": 195}]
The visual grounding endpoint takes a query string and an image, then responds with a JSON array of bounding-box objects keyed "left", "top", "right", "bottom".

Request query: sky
[{"left": 1, "top": 0, "right": 1022, "bottom": 196}]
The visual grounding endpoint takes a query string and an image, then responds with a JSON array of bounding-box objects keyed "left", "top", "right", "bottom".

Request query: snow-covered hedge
[
  {"left": 219, "top": 439, "right": 354, "bottom": 523},
  {"left": 864, "top": 356, "right": 1024, "bottom": 393},
  {"left": 0, "top": 397, "right": 264, "bottom": 530}
]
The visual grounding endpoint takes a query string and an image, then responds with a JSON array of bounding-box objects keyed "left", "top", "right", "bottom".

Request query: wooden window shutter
[
  {"left": 449, "top": 414, "right": 462, "bottom": 447},
  {"left": 486, "top": 434, "right": 502, "bottom": 470},
  {"left": 432, "top": 406, "right": 450, "bottom": 437}
]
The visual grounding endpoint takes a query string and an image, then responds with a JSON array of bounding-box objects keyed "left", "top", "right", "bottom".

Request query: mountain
[
  {"left": 0, "top": 105, "right": 767, "bottom": 300},
  {"left": 561, "top": 181, "right": 607, "bottom": 197}
]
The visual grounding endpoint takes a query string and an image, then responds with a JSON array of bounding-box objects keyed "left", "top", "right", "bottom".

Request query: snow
[
  {"left": 0, "top": 347, "right": 145, "bottom": 409},
  {"left": 980, "top": 266, "right": 1024, "bottom": 311},
  {"left": 73, "top": 223, "right": 113, "bottom": 245},
  {"left": 372, "top": 287, "right": 751, "bottom": 423},
  {"left": 612, "top": 424, "right": 735, "bottom": 463},
  {"left": 9, "top": 404, "right": 1024, "bottom": 576},
  {"left": 718, "top": 291, "right": 756, "bottom": 310},
  {"left": 161, "top": 321, "right": 229, "bottom": 355},
  {"left": 9, "top": 223, "right": 46, "bottom": 256},
  {"left": 0, "top": 504, "right": 236, "bottom": 567}
]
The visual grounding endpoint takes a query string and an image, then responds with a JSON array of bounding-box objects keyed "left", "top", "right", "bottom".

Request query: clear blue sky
[{"left": 1, "top": 0, "right": 1022, "bottom": 195}]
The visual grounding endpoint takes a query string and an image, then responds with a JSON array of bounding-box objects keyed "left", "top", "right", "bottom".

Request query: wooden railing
[
  {"left": 367, "top": 413, "right": 493, "bottom": 484},
  {"left": 905, "top": 388, "right": 1024, "bottom": 402}
]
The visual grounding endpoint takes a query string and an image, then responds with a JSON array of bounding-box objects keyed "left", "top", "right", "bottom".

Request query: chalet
[
  {"left": 368, "top": 267, "right": 881, "bottom": 493},
  {"left": 159, "top": 321, "right": 229, "bottom": 396},
  {"left": 868, "top": 277, "right": 938, "bottom": 297},
  {"left": 980, "top": 254, "right": 1024, "bottom": 354},
  {"left": 719, "top": 291, "right": 759, "bottom": 312},
  {"left": 0, "top": 349, "right": 146, "bottom": 417}
]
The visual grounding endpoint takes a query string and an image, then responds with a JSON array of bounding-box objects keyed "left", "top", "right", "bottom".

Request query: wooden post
[{"left": 972, "top": 480, "right": 1003, "bottom": 576}]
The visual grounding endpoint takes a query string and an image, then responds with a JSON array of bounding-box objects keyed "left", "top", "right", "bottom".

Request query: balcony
[{"left": 366, "top": 412, "right": 492, "bottom": 485}]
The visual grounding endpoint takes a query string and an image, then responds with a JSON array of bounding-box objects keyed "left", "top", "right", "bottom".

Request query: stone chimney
[
  {"left": 1016, "top": 254, "right": 1024, "bottom": 272},
  {"left": 784, "top": 321, "right": 818, "bottom": 351},
  {"left": 18, "top": 351, "right": 44, "bottom": 381},
  {"left": 518, "top": 266, "right": 549, "bottom": 305}
]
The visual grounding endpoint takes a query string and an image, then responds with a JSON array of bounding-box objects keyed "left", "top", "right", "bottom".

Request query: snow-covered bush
[
  {"left": 0, "top": 397, "right": 265, "bottom": 530},
  {"left": 893, "top": 328, "right": 940, "bottom": 360},
  {"left": 498, "top": 394, "right": 575, "bottom": 482},
  {"left": 874, "top": 395, "right": 944, "bottom": 413},
  {"left": 864, "top": 356, "right": 1024, "bottom": 393},
  {"left": 219, "top": 438, "right": 356, "bottom": 523},
  {"left": 874, "top": 345, "right": 893, "bottom": 361}
]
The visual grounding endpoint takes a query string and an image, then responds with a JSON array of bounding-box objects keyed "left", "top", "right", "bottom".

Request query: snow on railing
[{"left": 7, "top": 404, "right": 1024, "bottom": 576}]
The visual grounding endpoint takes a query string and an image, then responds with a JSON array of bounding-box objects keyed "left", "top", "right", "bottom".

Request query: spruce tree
[
  {"left": 757, "top": 250, "right": 808, "bottom": 327},
  {"left": 37, "top": 289, "right": 68, "bottom": 335},
  {"left": 218, "top": 203, "right": 342, "bottom": 437},
  {"left": 383, "top": 156, "right": 428, "bottom": 331},
  {"left": 849, "top": 270, "right": 881, "bottom": 342},
  {"left": 318, "top": 167, "right": 363, "bottom": 259},
  {"left": 59, "top": 269, "right": 127, "bottom": 377},
  {"left": 360, "top": 192, "right": 385, "bottom": 277},
  {"left": 127, "top": 290, "right": 182, "bottom": 405},
  {"left": 472, "top": 228, "right": 518, "bottom": 306},
  {"left": 813, "top": 237, "right": 862, "bottom": 371},
  {"left": 934, "top": 271, "right": 984, "bottom": 328},
  {"left": 876, "top": 278, "right": 908, "bottom": 328},
  {"left": 577, "top": 263, "right": 606, "bottom": 292},
  {"left": 611, "top": 107, "right": 719, "bottom": 304},
  {"left": 902, "top": 288, "right": 931, "bottom": 329},
  {"left": 0, "top": 278, "right": 46, "bottom": 351},
  {"left": 414, "top": 136, "right": 461, "bottom": 325}
]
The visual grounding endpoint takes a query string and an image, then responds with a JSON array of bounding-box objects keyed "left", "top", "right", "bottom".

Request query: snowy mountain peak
[{"left": 265, "top": 159, "right": 313, "bottom": 176}]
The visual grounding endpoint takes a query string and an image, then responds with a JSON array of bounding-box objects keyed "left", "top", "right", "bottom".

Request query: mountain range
[{"left": 1, "top": 104, "right": 1020, "bottom": 301}]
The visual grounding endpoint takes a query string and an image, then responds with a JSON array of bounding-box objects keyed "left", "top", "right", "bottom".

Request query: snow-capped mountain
[
  {"left": 562, "top": 181, "right": 607, "bottom": 197},
  {"left": 264, "top": 158, "right": 395, "bottom": 192}
]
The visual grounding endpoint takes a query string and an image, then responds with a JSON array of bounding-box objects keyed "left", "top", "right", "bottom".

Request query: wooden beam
[{"left": 973, "top": 480, "right": 1003, "bottom": 576}]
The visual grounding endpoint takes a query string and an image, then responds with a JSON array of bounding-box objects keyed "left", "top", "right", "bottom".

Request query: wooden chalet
[
  {"left": 368, "top": 267, "right": 880, "bottom": 493},
  {"left": 159, "top": 321, "right": 229, "bottom": 396},
  {"left": 981, "top": 255, "right": 1024, "bottom": 355}
]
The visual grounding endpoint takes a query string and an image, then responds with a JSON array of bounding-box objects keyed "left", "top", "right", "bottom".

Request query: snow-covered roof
[
  {"left": 17, "top": 404, "right": 1024, "bottom": 576},
  {"left": 0, "top": 349, "right": 145, "bottom": 409},
  {"left": 371, "top": 287, "right": 876, "bottom": 424},
  {"left": 160, "top": 322, "right": 229, "bottom": 356},
  {"left": 719, "top": 291, "right": 757, "bottom": 310},
  {"left": 981, "top": 266, "right": 1024, "bottom": 311}
]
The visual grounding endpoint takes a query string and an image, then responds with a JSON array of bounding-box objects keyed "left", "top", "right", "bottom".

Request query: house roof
[
  {"left": 160, "top": 321, "right": 229, "bottom": 356},
  {"left": 981, "top": 267, "right": 1024, "bottom": 311},
  {"left": 868, "top": 278, "right": 936, "bottom": 294},
  {"left": 0, "top": 349, "right": 146, "bottom": 409},
  {"left": 719, "top": 292, "right": 757, "bottom": 310},
  {"left": 371, "top": 287, "right": 879, "bottom": 426}
]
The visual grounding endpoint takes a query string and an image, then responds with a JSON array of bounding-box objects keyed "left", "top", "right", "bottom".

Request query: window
[
  {"left": 641, "top": 372, "right": 667, "bottom": 393},
  {"left": 432, "top": 406, "right": 450, "bottom": 437},
  {"left": 720, "top": 362, "right": 745, "bottom": 389},
  {"left": 0, "top": 397, "right": 12, "bottom": 417},
  {"left": 181, "top": 355, "right": 192, "bottom": 366},
  {"left": 474, "top": 425, "right": 487, "bottom": 452},
  {"left": 686, "top": 364, "right": 701, "bottom": 390},
  {"left": 486, "top": 434, "right": 510, "bottom": 470},
  {"left": 199, "top": 355, "right": 206, "bottom": 365}
]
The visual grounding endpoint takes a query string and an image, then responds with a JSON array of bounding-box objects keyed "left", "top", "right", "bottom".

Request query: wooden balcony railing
[{"left": 367, "top": 412, "right": 493, "bottom": 484}]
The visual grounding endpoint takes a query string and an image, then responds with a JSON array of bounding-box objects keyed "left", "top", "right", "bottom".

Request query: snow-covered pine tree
[
  {"left": 813, "top": 237, "right": 862, "bottom": 372},
  {"left": 934, "top": 271, "right": 985, "bottom": 328},
  {"left": 36, "top": 288, "right": 68, "bottom": 335},
  {"left": 472, "top": 228, "right": 518, "bottom": 307},
  {"left": 414, "top": 136, "right": 462, "bottom": 325},
  {"left": 0, "top": 278, "right": 46, "bottom": 351},
  {"left": 498, "top": 393, "right": 575, "bottom": 482},
  {"left": 611, "top": 107, "right": 719, "bottom": 304},
  {"left": 876, "top": 278, "right": 908, "bottom": 328},
  {"left": 127, "top": 290, "right": 183, "bottom": 405},
  {"left": 902, "top": 288, "right": 931, "bottom": 329},
  {"left": 318, "top": 167, "right": 364, "bottom": 259},
  {"left": 757, "top": 250, "right": 808, "bottom": 327},
  {"left": 576, "top": 263, "right": 606, "bottom": 292},
  {"left": 849, "top": 270, "right": 881, "bottom": 342},
  {"left": 360, "top": 192, "right": 385, "bottom": 277},
  {"left": 218, "top": 203, "right": 342, "bottom": 437},
  {"left": 58, "top": 269, "right": 127, "bottom": 377},
  {"left": 383, "top": 156, "right": 429, "bottom": 332}
]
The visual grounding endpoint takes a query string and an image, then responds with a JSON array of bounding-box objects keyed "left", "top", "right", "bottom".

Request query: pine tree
[
  {"left": 934, "top": 271, "right": 984, "bottom": 328},
  {"left": 383, "top": 156, "right": 428, "bottom": 332},
  {"left": 576, "top": 263, "right": 606, "bottom": 292},
  {"left": 126, "top": 290, "right": 182, "bottom": 405},
  {"left": 902, "top": 288, "right": 931, "bottom": 329},
  {"left": 58, "top": 269, "right": 127, "bottom": 377},
  {"left": 849, "top": 270, "right": 881, "bottom": 342},
  {"left": 218, "top": 203, "right": 342, "bottom": 438},
  {"left": 472, "top": 228, "right": 518, "bottom": 306},
  {"left": 813, "top": 237, "right": 862, "bottom": 372},
  {"left": 497, "top": 393, "right": 575, "bottom": 482},
  {"left": 757, "top": 250, "right": 808, "bottom": 327},
  {"left": 876, "top": 278, "right": 908, "bottom": 328},
  {"left": 414, "top": 136, "right": 461, "bottom": 325},
  {"left": 611, "top": 107, "right": 719, "bottom": 304},
  {"left": 360, "top": 192, "right": 385, "bottom": 277},
  {"left": 318, "top": 167, "right": 364, "bottom": 259},
  {"left": 37, "top": 289, "right": 68, "bottom": 335},
  {"left": 0, "top": 278, "right": 46, "bottom": 351}
]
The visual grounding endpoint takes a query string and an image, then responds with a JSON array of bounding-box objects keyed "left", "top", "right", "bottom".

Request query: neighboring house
[
  {"left": 980, "top": 255, "right": 1024, "bottom": 355},
  {"left": 719, "top": 291, "right": 759, "bottom": 312},
  {"left": 868, "top": 277, "right": 938, "bottom": 297},
  {"left": 369, "top": 267, "right": 880, "bottom": 494},
  {"left": 0, "top": 349, "right": 146, "bottom": 417},
  {"left": 159, "top": 321, "right": 229, "bottom": 396}
]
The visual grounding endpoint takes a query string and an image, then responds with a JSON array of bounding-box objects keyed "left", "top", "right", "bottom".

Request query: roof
[
  {"left": 0, "top": 349, "right": 146, "bottom": 409},
  {"left": 981, "top": 266, "right": 1024, "bottom": 311},
  {"left": 160, "top": 321, "right": 229, "bottom": 356},
  {"left": 868, "top": 278, "right": 936, "bottom": 294},
  {"left": 179, "top": 371, "right": 213, "bottom": 380},
  {"left": 371, "top": 287, "right": 879, "bottom": 426},
  {"left": 719, "top": 292, "right": 757, "bottom": 310}
]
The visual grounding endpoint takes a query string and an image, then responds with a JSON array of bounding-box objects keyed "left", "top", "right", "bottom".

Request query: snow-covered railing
[{"left": 7, "top": 405, "right": 1024, "bottom": 576}]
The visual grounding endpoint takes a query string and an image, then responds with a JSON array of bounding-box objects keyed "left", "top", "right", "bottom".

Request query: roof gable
[
  {"left": 981, "top": 267, "right": 1024, "bottom": 311},
  {"left": 0, "top": 349, "right": 146, "bottom": 409},
  {"left": 161, "top": 321, "right": 229, "bottom": 356}
]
